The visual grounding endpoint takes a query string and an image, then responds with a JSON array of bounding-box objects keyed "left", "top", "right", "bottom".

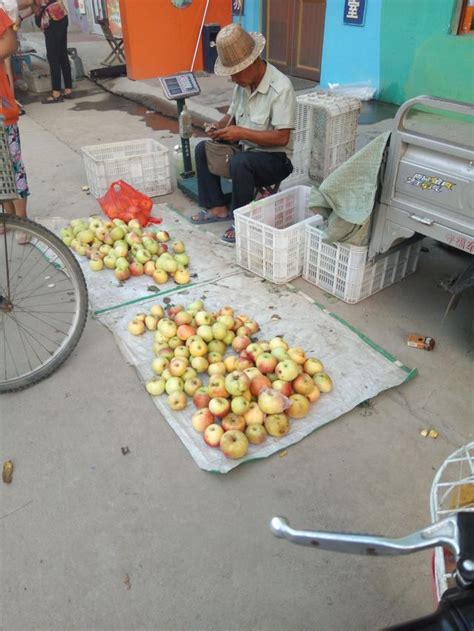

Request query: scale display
[{"left": 160, "top": 72, "right": 201, "bottom": 100}]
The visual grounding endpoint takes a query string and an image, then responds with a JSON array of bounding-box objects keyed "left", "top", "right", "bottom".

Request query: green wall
[{"left": 379, "top": 0, "right": 474, "bottom": 105}]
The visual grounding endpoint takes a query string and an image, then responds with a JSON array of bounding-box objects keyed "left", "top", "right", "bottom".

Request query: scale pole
[{"left": 177, "top": 98, "right": 194, "bottom": 178}]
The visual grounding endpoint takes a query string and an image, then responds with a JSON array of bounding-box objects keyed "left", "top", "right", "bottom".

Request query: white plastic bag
[
  {"left": 0, "top": 0, "right": 19, "bottom": 22},
  {"left": 327, "top": 82, "right": 376, "bottom": 101}
]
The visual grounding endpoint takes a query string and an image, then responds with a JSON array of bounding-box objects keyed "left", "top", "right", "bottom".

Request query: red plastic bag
[{"left": 98, "top": 180, "right": 161, "bottom": 226}]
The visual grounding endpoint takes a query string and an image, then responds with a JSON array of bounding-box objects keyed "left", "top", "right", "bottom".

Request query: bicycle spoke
[
  {"left": 6, "top": 310, "right": 67, "bottom": 351},
  {"left": 3, "top": 313, "right": 36, "bottom": 378},
  {"left": 11, "top": 306, "right": 74, "bottom": 336}
]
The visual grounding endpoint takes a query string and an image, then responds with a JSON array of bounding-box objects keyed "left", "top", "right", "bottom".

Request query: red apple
[
  {"left": 246, "top": 424, "right": 267, "bottom": 445},
  {"left": 168, "top": 357, "right": 188, "bottom": 377},
  {"left": 209, "top": 397, "right": 231, "bottom": 418},
  {"left": 177, "top": 324, "right": 196, "bottom": 341},
  {"left": 287, "top": 394, "right": 310, "bottom": 419},
  {"left": 174, "top": 311, "right": 193, "bottom": 326},
  {"left": 304, "top": 357, "right": 324, "bottom": 376},
  {"left": 192, "top": 408, "right": 214, "bottom": 433},
  {"left": 314, "top": 373, "right": 333, "bottom": 393},
  {"left": 306, "top": 385, "right": 321, "bottom": 403},
  {"left": 232, "top": 335, "right": 252, "bottom": 352},
  {"left": 231, "top": 395, "right": 251, "bottom": 415},
  {"left": 224, "top": 370, "right": 251, "bottom": 397},
  {"left": 219, "top": 430, "right": 248, "bottom": 459},
  {"left": 275, "top": 359, "right": 300, "bottom": 382},
  {"left": 204, "top": 423, "right": 224, "bottom": 447},
  {"left": 249, "top": 375, "right": 272, "bottom": 397},
  {"left": 224, "top": 356, "right": 238, "bottom": 373},
  {"left": 287, "top": 347, "right": 306, "bottom": 365},
  {"left": 264, "top": 413, "right": 289, "bottom": 437},
  {"left": 258, "top": 389, "right": 287, "bottom": 415},
  {"left": 292, "top": 373, "right": 316, "bottom": 396},
  {"left": 244, "top": 402, "right": 265, "bottom": 426},
  {"left": 192, "top": 387, "right": 210, "bottom": 409},
  {"left": 208, "top": 375, "right": 229, "bottom": 399},
  {"left": 221, "top": 413, "right": 246, "bottom": 432},
  {"left": 256, "top": 352, "right": 278, "bottom": 374},
  {"left": 272, "top": 379, "right": 293, "bottom": 397},
  {"left": 168, "top": 391, "right": 187, "bottom": 411}
]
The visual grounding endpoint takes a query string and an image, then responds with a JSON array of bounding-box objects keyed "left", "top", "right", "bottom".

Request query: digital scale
[
  {"left": 159, "top": 71, "right": 231, "bottom": 202},
  {"left": 160, "top": 71, "right": 200, "bottom": 183},
  {"left": 160, "top": 72, "right": 201, "bottom": 101}
]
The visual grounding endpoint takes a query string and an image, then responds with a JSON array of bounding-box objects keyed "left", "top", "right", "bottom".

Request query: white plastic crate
[
  {"left": 23, "top": 68, "right": 51, "bottom": 94},
  {"left": 285, "top": 93, "right": 360, "bottom": 188},
  {"left": 81, "top": 138, "right": 171, "bottom": 198},
  {"left": 303, "top": 223, "right": 422, "bottom": 303},
  {"left": 235, "top": 186, "right": 323, "bottom": 284}
]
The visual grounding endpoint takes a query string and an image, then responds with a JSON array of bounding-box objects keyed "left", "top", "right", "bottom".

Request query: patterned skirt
[{"left": 5, "top": 123, "right": 29, "bottom": 199}]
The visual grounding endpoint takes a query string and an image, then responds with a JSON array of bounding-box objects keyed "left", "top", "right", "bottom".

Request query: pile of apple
[
  {"left": 60, "top": 216, "right": 191, "bottom": 285},
  {"left": 129, "top": 300, "right": 333, "bottom": 460}
]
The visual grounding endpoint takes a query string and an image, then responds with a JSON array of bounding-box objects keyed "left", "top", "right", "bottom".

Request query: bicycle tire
[{"left": 0, "top": 215, "right": 88, "bottom": 393}]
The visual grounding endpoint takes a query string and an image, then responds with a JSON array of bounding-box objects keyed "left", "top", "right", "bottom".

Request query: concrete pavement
[{"left": 0, "top": 29, "right": 472, "bottom": 631}]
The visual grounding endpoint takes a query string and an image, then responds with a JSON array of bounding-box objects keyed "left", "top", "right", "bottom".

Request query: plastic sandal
[
  {"left": 41, "top": 95, "right": 63, "bottom": 104},
  {"left": 221, "top": 225, "right": 236, "bottom": 244}
]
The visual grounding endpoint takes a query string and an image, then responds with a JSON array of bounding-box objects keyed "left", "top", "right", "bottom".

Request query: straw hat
[{"left": 214, "top": 24, "right": 266, "bottom": 76}]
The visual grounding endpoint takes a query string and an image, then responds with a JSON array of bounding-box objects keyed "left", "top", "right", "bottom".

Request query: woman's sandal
[
  {"left": 221, "top": 225, "right": 236, "bottom": 244},
  {"left": 62, "top": 92, "right": 73, "bottom": 100},
  {"left": 41, "top": 95, "right": 63, "bottom": 104}
]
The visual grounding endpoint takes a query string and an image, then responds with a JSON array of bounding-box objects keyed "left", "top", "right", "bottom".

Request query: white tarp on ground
[
  {"left": 97, "top": 273, "right": 416, "bottom": 474},
  {"left": 38, "top": 204, "right": 238, "bottom": 315}
]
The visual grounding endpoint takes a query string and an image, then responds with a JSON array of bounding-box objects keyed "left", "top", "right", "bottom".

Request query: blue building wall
[
  {"left": 232, "top": 1, "right": 261, "bottom": 31},
  {"left": 319, "top": 0, "right": 382, "bottom": 94}
]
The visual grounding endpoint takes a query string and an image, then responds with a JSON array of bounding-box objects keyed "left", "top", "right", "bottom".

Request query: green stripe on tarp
[
  {"left": 92, "top": 270, "right": 246, "bottom": 317},
  {"left": 286, "top": 284, "right": 417, "bottom": 383},
  {"left": 93, "top": 282, "right": 197, "bottom": 316}
]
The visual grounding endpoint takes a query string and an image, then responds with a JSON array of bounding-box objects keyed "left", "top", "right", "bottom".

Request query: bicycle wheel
[
  {"left": 0, "top": 214, "right": 88, "bottom": 393},
  {"left": 430, "top": 442, "right": 474, "bottom": 600}
]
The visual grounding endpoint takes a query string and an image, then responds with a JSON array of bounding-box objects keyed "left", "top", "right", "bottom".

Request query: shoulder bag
[{"left": 205, "top": 140, "right": 241, "bottom": 179}]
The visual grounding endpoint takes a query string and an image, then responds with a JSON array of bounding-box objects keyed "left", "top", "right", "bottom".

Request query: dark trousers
[
  {"left": 44, "top": 16, "right": 72, "bottom": 92},
  {"left": 195, "top": 140, "right": 293, "bottom": 216}
]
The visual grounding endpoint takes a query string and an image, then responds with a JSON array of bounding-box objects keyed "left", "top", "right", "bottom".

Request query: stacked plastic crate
[{"left": 285, "top": 93, "right": 361, "bottom": 188}]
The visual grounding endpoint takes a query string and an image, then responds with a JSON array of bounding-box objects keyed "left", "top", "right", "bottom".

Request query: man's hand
[{"left": 210, "top": 125, "right": 245, "bottom": 143}]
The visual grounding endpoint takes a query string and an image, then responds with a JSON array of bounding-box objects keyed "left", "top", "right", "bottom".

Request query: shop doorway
[{"left": 262, "top": 0, "right": 326, "bottom": 82}]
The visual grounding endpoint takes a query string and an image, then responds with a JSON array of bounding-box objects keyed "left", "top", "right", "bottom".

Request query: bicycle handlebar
[
  {"left": 270, "top": 515, "right": 460, "bottom": 558},
  {"left": 270, "top": 513, "right": 474, "bottom": 630}
]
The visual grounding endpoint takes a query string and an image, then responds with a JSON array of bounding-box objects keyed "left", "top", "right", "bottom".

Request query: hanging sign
[
  {"left": 106, "top": 0, "right": 122, "bottom": 37},
  {"left": 343, "top": 0, "right": 367, "bottom": 26}
]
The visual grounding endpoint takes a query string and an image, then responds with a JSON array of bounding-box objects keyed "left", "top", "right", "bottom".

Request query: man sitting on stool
[{"left": 191, "top": 23, "right": 295, "bottom": 244}]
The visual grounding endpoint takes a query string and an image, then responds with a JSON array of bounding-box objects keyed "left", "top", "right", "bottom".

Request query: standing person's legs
[
  {"left": 191, "top": 140, "right": 230, "bottom": 223},
  {"left": 58, "top": 17, "right": 72, "bottom": 95},
  {"left": 43, "top": 21, "right": 63, "bottom": 101}
]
